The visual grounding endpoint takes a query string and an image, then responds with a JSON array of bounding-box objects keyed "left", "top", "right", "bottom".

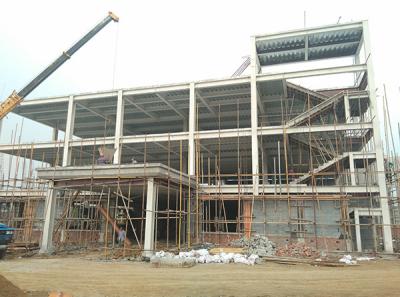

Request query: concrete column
[
  {"left": 354, "top": 209, "right": 362, "bottom": 252},
  {"left": 40, "top": 181, "right": 57, "bottom": 253},
  {"left": 349, "top": 153, "right": 356, "bottom": 186},
  {"left": 62, "top": 96, "right": 76, "bottom": 167},
  {"left": 362, "top": 20, "right": 393, "bottom": 252},
  {"left": 114, "top": 90, "right": 124, "bottom": 164},
  {"left": 250, "top": 36, "right": 260, "bottom": 195},
  {"left": 52, "top": 124, "right": 59, "bottom": 141},
  {"left": 188, "top": 82, "right": 196, "bottom": 176},
  {"left": 344, "top": 94, "right": 350, "bottom": 123},
  {"left": 143, "top": 178, "right": 157, "bottom": 256}
]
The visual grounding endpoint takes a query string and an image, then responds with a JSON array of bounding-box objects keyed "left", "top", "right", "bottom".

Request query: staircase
[
  {"left": 231, "top": 57, "right": 250, "bottom": 77},
  {"left": 285, "top": 91, "right": 344, "bottom": 128},
  {"left": 291, "top": 153, "right": 349, "bottom": 184},
  {"left": 291, "top": 134, "right": 336, "bottom": 159}
]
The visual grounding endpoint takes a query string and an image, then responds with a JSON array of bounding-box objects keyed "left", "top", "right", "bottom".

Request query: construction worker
[{"left": 117, "top": 228, "right": 126, "bottom": 247}]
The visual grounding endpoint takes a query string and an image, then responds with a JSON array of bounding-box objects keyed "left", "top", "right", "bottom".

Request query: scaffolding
[{"left": 0, "top": 20, "right": 400, "bottom": 256}]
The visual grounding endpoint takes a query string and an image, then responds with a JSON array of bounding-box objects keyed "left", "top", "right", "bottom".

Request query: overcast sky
[{"left": 0, "top": 0, "right": 399, "bottom": 149}]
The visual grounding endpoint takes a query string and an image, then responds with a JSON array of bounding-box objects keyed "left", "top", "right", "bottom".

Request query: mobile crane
[{"left": 0, "top": 12, "right": 119, "bottom": 120}]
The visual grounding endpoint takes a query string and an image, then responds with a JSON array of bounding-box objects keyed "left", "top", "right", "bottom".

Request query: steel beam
[
  {"left": 125, "top": 96, "right": 158, "bottom": 119},
  {"left": 257, "top": 64, "right": 367, "bottom": 83},
  {"left": 155, "top": 93, "right": 186, "bottom": 119},
  {"left": 196, "top": 91, "right": 217, "bottom": 116}
]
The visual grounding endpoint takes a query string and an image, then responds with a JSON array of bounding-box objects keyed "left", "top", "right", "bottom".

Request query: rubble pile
[
  {"left": 231, "top": 235, "right": 276, "bottom": 257},
  {"left": 338, "top": 255, "right": 357, "bottom": 265},
  {"left": 275, "top": 242, "right": 320, "bottom": 258},
  {"left": 151, "top": 249, "right": 260, "bottom": 265},
  {"left": 338, "top": 255, "right": 374, "bottom": 265}
]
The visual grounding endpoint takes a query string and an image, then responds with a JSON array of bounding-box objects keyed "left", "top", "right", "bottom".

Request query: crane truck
[
  {"left": 0, "top": 11, "right": 119, "bottom": 120},
  {"left": 0, "top": 12, "right": 118, "bottom": 259}
]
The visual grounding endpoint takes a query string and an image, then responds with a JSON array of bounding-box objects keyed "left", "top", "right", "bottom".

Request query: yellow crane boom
[{"left": 0, "top": 12, "right": 119, "bottom": 120}]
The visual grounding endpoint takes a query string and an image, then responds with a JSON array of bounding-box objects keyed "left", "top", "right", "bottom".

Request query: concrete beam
[
  {"left": 124, "top": 84, "right": 190, "bottom": 96},
  {"left": 257, "top": 64, "right": 367, "bottom": 83},
  {"left": 258, "top": 122, "right": 373, "bottom": 136},
  {"left": 195, "top": 76, "right": 250, "bottom": 89},
  {"left": 0, "top": 122, "right": 374, "bottom": 153},
  {"left": 37, "top": 163, "right": 195, "bottom": 187},
  {"left": 201, "top": 184, "right": 380, "bottom": 195},
  {"left": 19, "top": 96, "right": 69, "bottom": 106}
]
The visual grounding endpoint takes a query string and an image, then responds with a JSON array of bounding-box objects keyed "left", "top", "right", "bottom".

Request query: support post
[
  {"left": 40, "top": 181, "right": 57, "bottom": 253},
  {"left": 62, "top": 96, "right": 76, "bottom": 167},
  {"left": 349, "top": 152, "right": 356, "bottom": 186},
  {"left": 362, "top": 20, "right": 393, "bottom": 252},
  {"left": 52, "top": 124, "right": 59, "bottom": 141},
  {"left": 354, "top": 209, "right": 362, "bottom": 252},
  {"left": 344, "top": 94, "right": 351, "bottom": 123},
  {"left": 114, "top": 90, "right": 124, "bottom": 164},
  {"left": 250, "top": 36, "right": 260, "bottom": 195},
  {"left": 262, "top": 148, "right": 269, "bottom": 185},
  {"left": 144, "top": 178, "right": 157, "bottom": 257},
  {"left": 188, "top": 82, "right": 196, "bottom": 176}
]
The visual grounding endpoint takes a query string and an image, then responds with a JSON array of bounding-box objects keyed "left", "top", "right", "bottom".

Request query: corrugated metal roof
[{"left": 256, "top": 27, "right": 363, "bottom": 66}]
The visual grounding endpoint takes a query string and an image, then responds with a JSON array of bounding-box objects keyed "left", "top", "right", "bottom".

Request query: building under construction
[{"left": 0, "top": 20, "right": 399, "bottom": 256}]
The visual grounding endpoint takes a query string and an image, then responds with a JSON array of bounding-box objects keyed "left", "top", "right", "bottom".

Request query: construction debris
[
  {"left": 356, "top": 256, "right": 375, "bottom": 261},
  {"left": 230, "top": 235, "right": 276, "bottom": 257},
  {"left": 151, "top": 249, "right": 260, "bottom": 265},
  {"left": 339, "top": 255, "right": 357, "bottom": 265},
  {"left": 150, "top": 256, "right": 196, "bottom": 268},
  {"left": 275, "top": 242, "right": 320, "bottom": 258},
  {"left": 209, "top": 247, "right": 244, "bottom": 254},
  {"left": 263, "top": 256, "right": 353, "bottom": 267}
]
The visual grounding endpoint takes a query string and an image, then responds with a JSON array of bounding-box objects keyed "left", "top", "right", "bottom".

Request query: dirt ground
[
  {"left": 1, "top": 255, "right": 400, "bottom": 297},
  {"left": 0, "top": 274, "right": 46, "bottom": 297}
]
